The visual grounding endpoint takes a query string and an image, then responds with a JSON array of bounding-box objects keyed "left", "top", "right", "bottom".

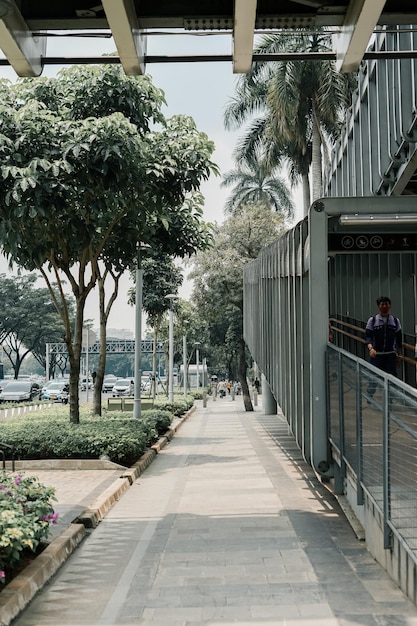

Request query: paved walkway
[{"left": 10, "top": 399, "right": 417, "bottom": 625}]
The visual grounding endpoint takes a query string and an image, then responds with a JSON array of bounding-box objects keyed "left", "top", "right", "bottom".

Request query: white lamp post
[
  {"left": 195, "top": 341, "right": 201, "bottom": 390},
  {"left": 133, "top": 244, "right": 150, "bottom": 419},
  {"left": 182, "top": 320, "right": 189, "bottom": 398},
  {"left": 165, "top": 294, "right": 177, "bottom": 403},
  {"left": 183, "top": 333, "right": 187, "bottom": 398}
]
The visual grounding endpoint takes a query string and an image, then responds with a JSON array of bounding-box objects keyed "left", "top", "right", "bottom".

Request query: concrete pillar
[{"left": 262, "top": 374, "right": 277, "bottom": 415}]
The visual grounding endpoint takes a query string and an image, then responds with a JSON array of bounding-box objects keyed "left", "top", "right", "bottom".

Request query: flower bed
[{"left": 0, "top": 474, "right": 58, "bottom": 587}]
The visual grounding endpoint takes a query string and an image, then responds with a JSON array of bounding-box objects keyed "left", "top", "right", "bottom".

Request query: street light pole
[
  {"left": 165, "top": 294, "right": 177, "bottom": 403},
  {"left": 195, "top": 341, "right": 200, "bottom": 390},
  {"left": 133, "top": 246, "right": 145, "bottom": 419},
  {"left": 183, "top": 332, "right": 187, "bottom": 398}
]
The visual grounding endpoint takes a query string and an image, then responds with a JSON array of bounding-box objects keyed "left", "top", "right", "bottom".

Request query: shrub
[
  {"left": 142, "top": 409, "right": 173, "bottom": 438},
  {"left": 0, "top": 404, "right": 189, "bottom": 467},
  {"left": 0, "top": 474, "right": 58, "bottom": 584},
  {"left": 154, "top": 395, "right": 194, "bottom": 416}
]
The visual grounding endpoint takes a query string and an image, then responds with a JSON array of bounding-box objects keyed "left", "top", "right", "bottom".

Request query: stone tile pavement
[{"left": 5, "top": 398, "right": 417, "bottom": 625}]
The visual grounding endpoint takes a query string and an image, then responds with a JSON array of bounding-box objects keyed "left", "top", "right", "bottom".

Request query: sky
[{"left": 0, "top": 30, "right": 303, "bottom": 333}]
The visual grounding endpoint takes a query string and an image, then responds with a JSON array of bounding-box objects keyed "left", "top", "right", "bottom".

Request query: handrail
[
  {"left": 329, "top": 317, "right": 415, "bottom": 366},
  {"left": 327, "top": 343, "right": 417, "bottom": 560}
]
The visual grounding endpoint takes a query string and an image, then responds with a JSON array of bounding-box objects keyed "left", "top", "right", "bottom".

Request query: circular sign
[
  {"left": 356, "top": 235, "right": 369, "bottom": 249},
  {"left": 370, "top": 235, "right": 383, "bottom": 249},
  {"left": 341, "top": 235, "right": 354, "bottom": 249}
]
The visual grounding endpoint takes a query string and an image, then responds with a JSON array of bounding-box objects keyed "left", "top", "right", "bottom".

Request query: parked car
[
  {"left": 80, "top": 377, "right": 93, "bottom": 391},
  {"left": 103, "top": 375, "right": 118, "bottom": 393},
  {"left": 41, "top": 381, "right": 69, "bottom": 403},
  {"left": 0, "top": 379, "right": 10, "bottom": 393},
  {"left": 141, "top": 376, "right": 152, "bottom": 392},
  {"left": 0, "top": 381, "right": 40, "bottom": 403},
  {"left": 40, "top": 379, "right": 57, "bottom": 399},
  {"left": 112, "top": 378, "right": 134, "bottom": 397}
]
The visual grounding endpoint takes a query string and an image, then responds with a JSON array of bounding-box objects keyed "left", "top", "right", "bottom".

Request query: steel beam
[
  {"left": 0, "top": 3, "right": 45, "bottom": 76},
  {"left": 101, "top": 0, "right": 146, "bottom": 75},
  {"left": 233, "top": 0, "right": 257, "bottom": 73},
  {"left": 333, "top": 0, "right": 386, "bottom": 72}
]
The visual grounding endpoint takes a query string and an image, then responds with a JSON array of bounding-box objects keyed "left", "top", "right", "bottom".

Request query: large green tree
[
  {"left": 221, "top": 152, "right": 294, "bottom": 218},
  {"left": 224, "top": 31, "right": 355, "bottom": 216},
  {"left": 190, "top": 203, "right": 286, "bottom": 410},
  {"left": 0, "top": 274, "right": 68, "bottom": 378},
  {"left": 0, "top": 66, "right": 216, "bottom": 422}
]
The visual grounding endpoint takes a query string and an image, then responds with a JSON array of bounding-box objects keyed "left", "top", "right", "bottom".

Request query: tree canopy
[
  {"left": 0, "top": 65, "right": 217, "bottom": 422},
  {"left": 190, "top": 203, "right": 286, "bottom": 409},
  {"left": 0, "top": 274, "right": 70, "bottom": 378},
  {"left": 221, "top": 152, "right": 294, "bottom": 218},
  {"left": 224, "top": 31, "right": 355, "bottom": 216}
]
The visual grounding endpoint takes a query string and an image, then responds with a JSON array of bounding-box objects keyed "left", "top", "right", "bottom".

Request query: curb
[
  {"left": 0, "top": 524, "right": 85, "bottom": 626},
  {"left": 0, "top": 404, "right": 196, "bottom": 626}
]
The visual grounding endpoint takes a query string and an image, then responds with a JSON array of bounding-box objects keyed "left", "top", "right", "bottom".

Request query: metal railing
[
  {"left": 328, "top": 344, "right": 417, "bottom": 556},
  {"left": 329, "top": 315, "right": 416, "bottom": 386}
]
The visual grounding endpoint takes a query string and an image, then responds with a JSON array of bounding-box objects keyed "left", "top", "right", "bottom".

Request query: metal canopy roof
[{"left": 0, "top": 1, "right": 417, "bottom": 77}]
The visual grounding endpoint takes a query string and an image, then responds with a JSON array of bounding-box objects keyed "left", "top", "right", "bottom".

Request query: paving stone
[{"left": 8, "top": 400, "right": 417, "bottom": 626}]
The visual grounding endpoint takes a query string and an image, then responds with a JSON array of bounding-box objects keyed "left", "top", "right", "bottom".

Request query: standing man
[{"left": 365, "top": 296, "right": 402, "bottom": 398}]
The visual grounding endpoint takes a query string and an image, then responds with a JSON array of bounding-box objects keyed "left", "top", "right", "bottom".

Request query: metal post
[
  {"left": 202, "top": 357, "right": 207, "bottom": 387},
  {"left": 195, "top": 342, "right": 200, "bottom": 390},
  {"left": 85, "top": 330, "right": 89, "bottom": 403},
  {"left": 183, "top": 334, "right": 187, "bottom": 398},
  {"left": 165, "top": 293, "right": 178, "bottom": 403},
  {"left": 262, "top": 374, "right": 277, "bottom": 414},
  {"left": 168, "top": 307, "right": 174, "bottom": 402},
  {"left": 133, "top": 250, "right": 143, "bottom": 419},
  {"left": 46, "top": 343, "right": 50, "bottom": 381}
]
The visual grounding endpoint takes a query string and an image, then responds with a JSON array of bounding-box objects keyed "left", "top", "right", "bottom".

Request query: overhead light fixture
[
  {"left": 0, "top": 0, "right": 13, "bottom": 19},
  {"left": 339, "top": 213, "right": 417, "bottom": 226}
]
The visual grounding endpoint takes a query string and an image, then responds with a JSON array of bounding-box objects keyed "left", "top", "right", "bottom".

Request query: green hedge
[
  {"left": 153, "top": 395, "right": 194, "bottom": 416},
  {"left": 0, "top": 401, "right": 192, "bottom": 468}
]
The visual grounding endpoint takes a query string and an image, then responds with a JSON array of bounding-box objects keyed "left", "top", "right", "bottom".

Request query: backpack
[{"left": 370, "top": 315, "right": 400, "bottom": 330}]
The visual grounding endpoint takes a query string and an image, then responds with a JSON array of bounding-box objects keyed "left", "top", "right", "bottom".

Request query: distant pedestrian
[
  {"left": 218, "top": 380, "right": 227, "bottom": 398},
  {"left": 254, "top": 377, "right": 260, "bottom": 393}
]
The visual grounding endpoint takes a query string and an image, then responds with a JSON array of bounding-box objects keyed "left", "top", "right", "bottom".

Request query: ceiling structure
[{"left": 0, "top": 1, "right": 417, "bottom": 78}]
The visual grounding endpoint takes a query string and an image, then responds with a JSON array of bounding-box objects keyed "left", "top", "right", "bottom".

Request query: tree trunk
[
  {"left": 302, "top": 173, "right": 311, "bottom": 218},
  {"left": 93, "top": 315, "right": 107, "bottom": 416},
  {"left": 238, "top": 335, "right": 253, "bottom": 411},
  {"left": 94, "top": 276, "right": 107, "bottom": 416},
  {"left": 311, "top": 111, "right": 323, "bottom": 203},
  {"left": 67, "top": 299, "right": 84, "bottom": 424},
  {"left": 94, "top": 271, "right": 122, "bottom": 416}
]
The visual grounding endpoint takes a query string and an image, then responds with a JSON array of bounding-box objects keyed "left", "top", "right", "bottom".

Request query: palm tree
[
  {"left": 224, "top": 30, "right": 355, "bottom": 216},
  {"left": 221, "top": 152, "right": 294, "bottom": 219}
]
